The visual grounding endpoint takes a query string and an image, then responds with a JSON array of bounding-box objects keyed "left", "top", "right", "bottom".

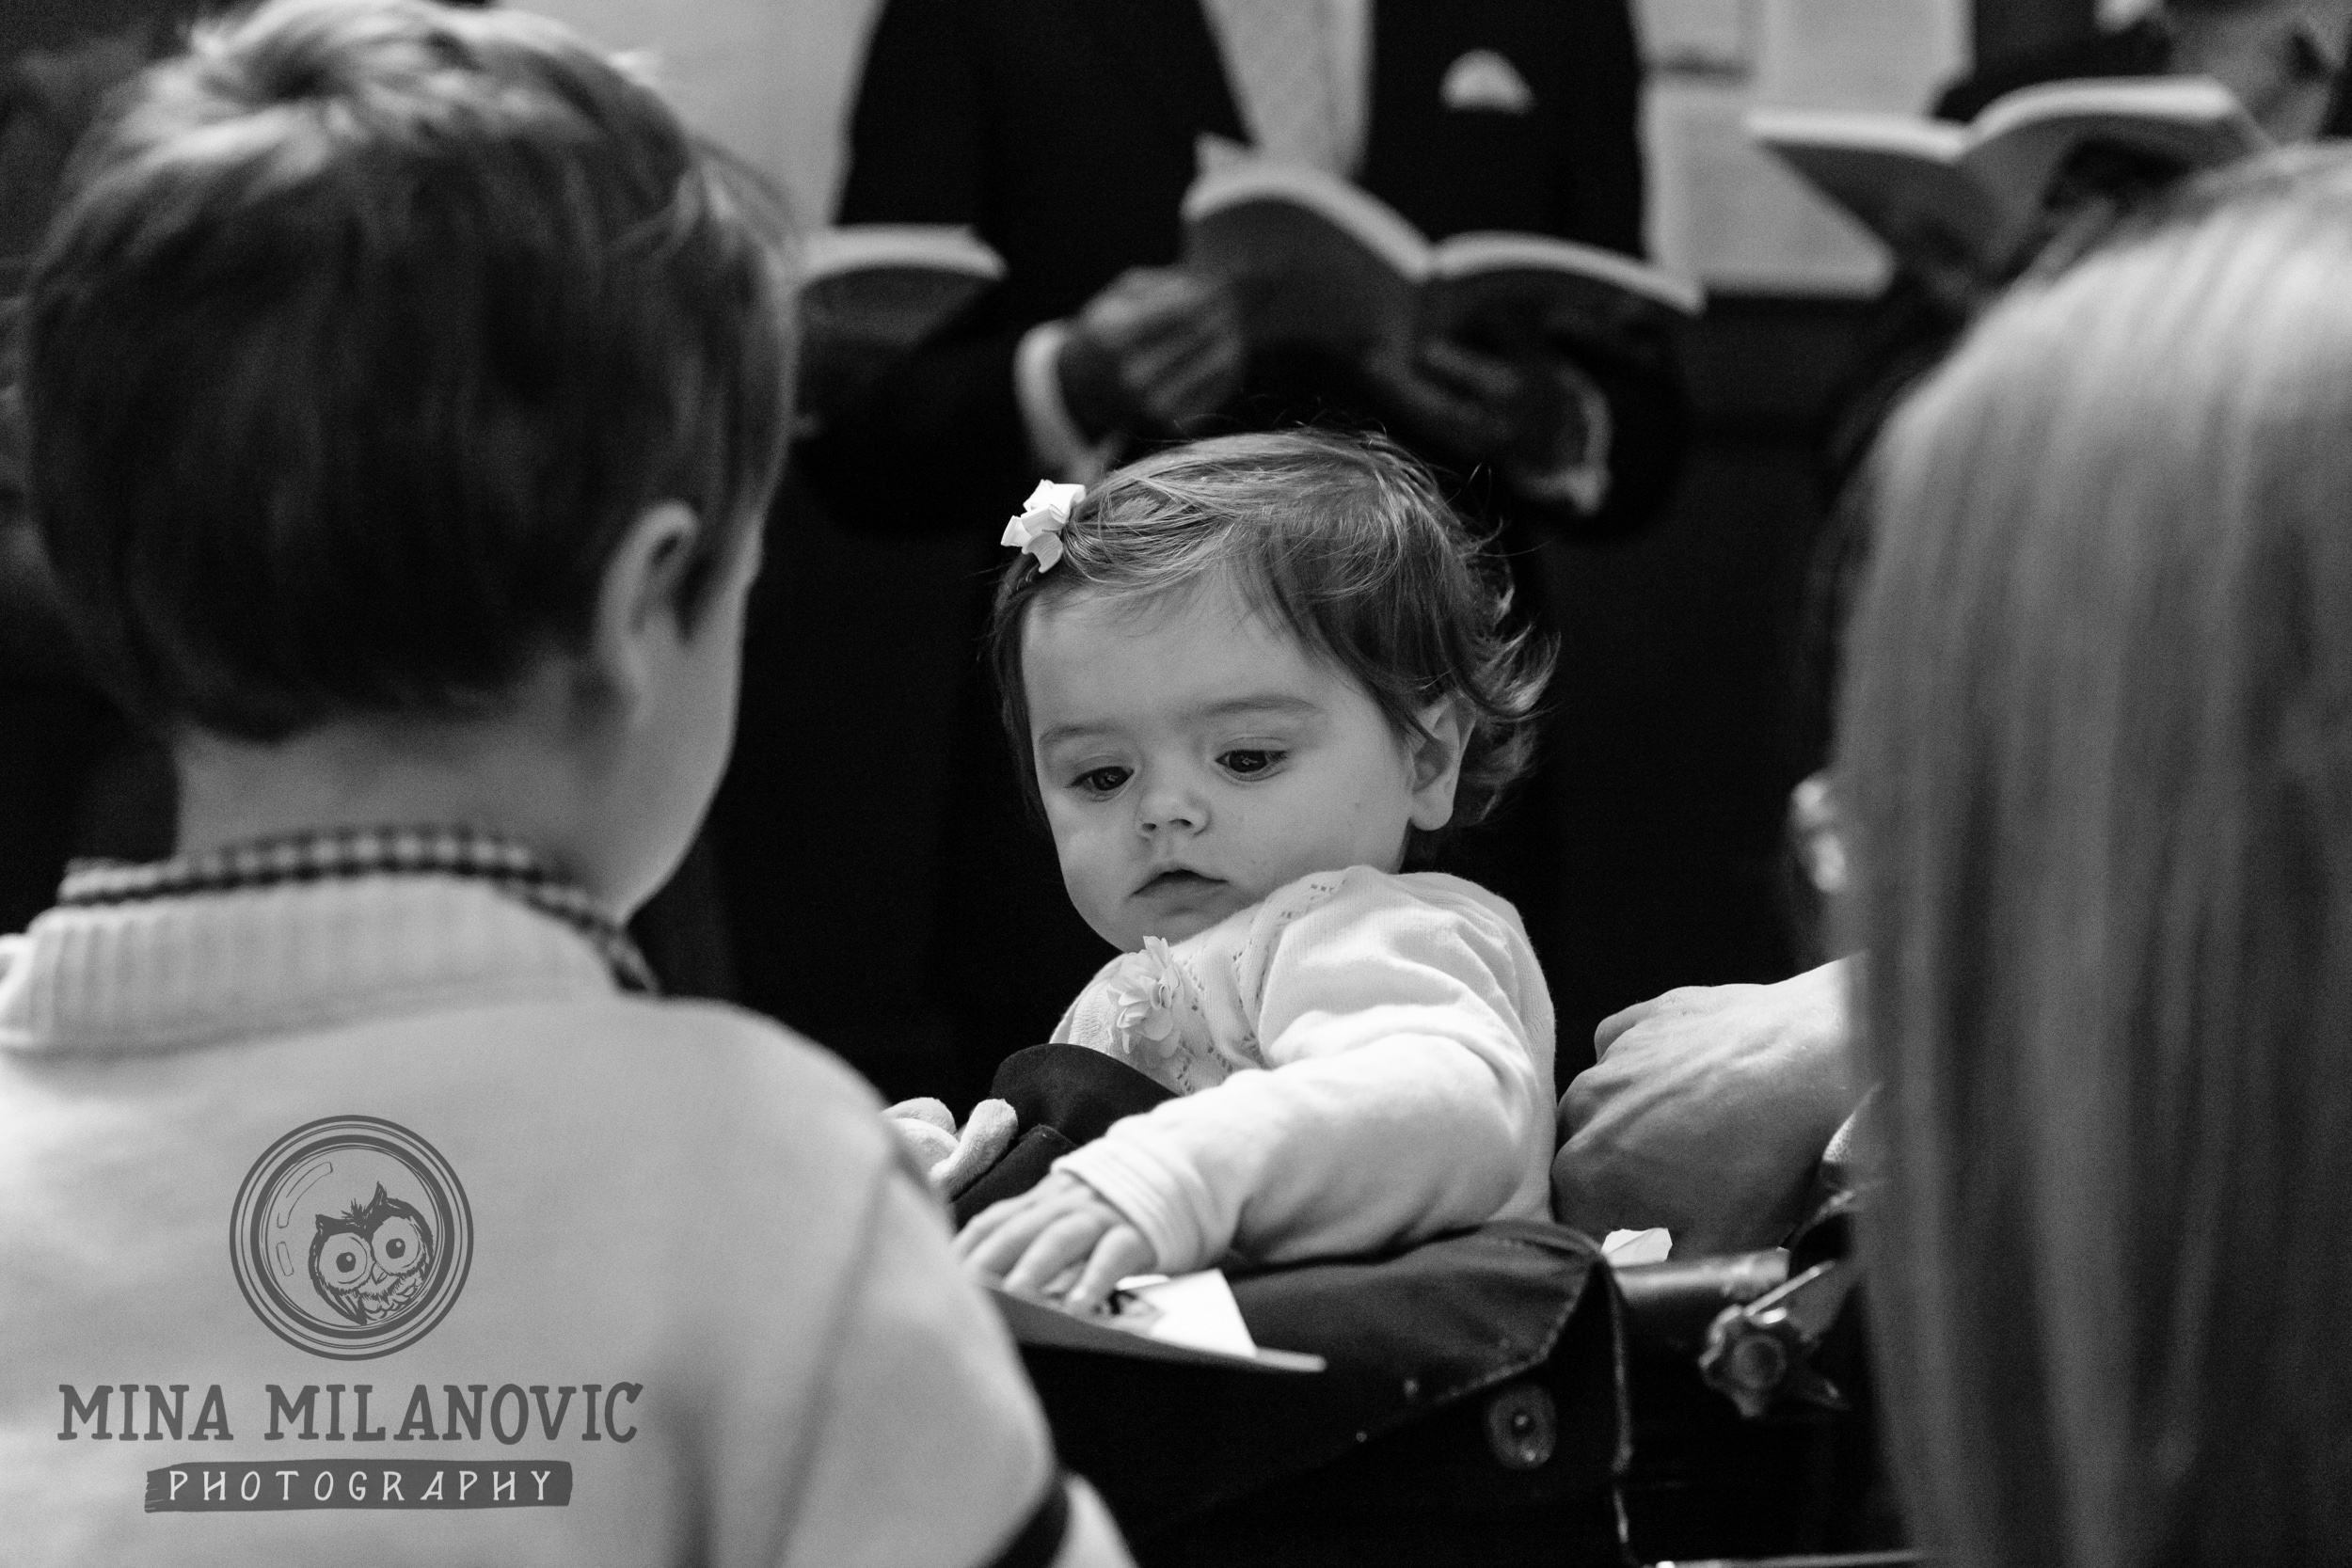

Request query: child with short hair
[
  {"left": 0, "top": 3, "right": 1123, "bottom": 1564},
  {"left": 956, "top": 430, "right": 1559, "bottom": 1310}
]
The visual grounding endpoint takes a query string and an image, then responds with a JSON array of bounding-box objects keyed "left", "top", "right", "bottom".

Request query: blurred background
[{"left": 1, "top": 0, "right": 2124, "bottom": 1099}]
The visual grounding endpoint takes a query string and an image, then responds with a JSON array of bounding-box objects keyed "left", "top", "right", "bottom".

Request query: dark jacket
[{"left": 801, "top": 0, "right": 1674, "bottom": 539}]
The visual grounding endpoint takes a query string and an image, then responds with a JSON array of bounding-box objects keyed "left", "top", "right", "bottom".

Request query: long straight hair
[{"left": 1839, "top": 147, "right": 2352, "bottom": 1568}]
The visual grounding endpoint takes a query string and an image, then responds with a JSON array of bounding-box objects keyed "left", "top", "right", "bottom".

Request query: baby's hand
[{"left": 955, "top": 1172, "right": 1155, "bottom": 1314}]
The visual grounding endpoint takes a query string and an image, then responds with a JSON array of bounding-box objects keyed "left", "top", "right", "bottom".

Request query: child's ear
[
  {"left": 1406, "top": 699, "right": 1469, "bottom": 832},
  {"left": 586, "top": 500, "right": 701, "bottom": 721}
]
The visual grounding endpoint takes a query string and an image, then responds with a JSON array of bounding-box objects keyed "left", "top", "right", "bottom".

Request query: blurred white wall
[
  {"left": 1640, "top": 0, "right": 1969, "bottom": 292},
  {"left": 512, "top": 0, "right": 882, "bottom": 221}
]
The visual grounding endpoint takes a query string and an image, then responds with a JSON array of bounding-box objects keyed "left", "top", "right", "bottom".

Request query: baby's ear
[{"left": 1406, "top": 699, "right": 1469, "bottom": 832}]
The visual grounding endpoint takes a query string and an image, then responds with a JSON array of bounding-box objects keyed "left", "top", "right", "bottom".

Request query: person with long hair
[{"left": 1840, "top": 145, "right": 2352, "bottom": 1563}]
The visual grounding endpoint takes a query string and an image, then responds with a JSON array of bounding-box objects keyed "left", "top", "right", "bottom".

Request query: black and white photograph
[{"left": 5, "top": 0, "right": 2348, "bottom": 1562}]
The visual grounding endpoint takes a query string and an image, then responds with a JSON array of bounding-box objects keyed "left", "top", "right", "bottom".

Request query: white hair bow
[{"left": 1000, "top": 480, "right": 1086, "bottom": 572}]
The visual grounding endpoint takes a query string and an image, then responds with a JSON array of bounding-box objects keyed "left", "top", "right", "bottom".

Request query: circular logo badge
[{"left": 230, "top": 1117, "right": 472, "bottom": 1359}]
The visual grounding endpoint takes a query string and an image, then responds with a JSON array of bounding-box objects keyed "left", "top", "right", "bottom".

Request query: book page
[
  {"left": 1108, "top": 1272, "right": 1258, "bottom": 1358},
  {"left": 1747, "top": 108, "right": 1971, "bottom": 166},
  {"left": 1747, "top": 113, "right": 1997, "bottom": 271},
  {"left": 1425, "top": 233, "right": 1702, "bottom": 350},
  {"left": 988, "top": 1275, "right": 1327, "bottom": 1374},
  {"left": 1430, "top": 232, "right": 1704, "bottom": 315},
  {"left": 797, "top": 265, "right": 996, "bottom": 360},
  {"left": 802, "top": 225, "right": 1005, "bottom": 283},
  {"left": 1183, "top": 164, "right": 1429, "bottom": 356},
  {"left": 1961, "top": 76, "right": 2267, "bottom": 225},
  {"left": 796, "top": 229, "right": 1003, "bottom": 422}
]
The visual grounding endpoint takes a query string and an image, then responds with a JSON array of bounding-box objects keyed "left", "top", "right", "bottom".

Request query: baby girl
[{"left": 956, "top": 429, "right": 1559, "bottom": 1310}]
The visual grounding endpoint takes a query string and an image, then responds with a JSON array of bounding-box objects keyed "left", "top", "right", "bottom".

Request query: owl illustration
[{"left": 309, "top": 1184, "right": 435, "bottom": 1325}]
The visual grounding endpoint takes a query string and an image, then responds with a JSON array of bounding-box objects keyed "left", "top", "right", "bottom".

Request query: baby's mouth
[{"left": 1136, "top": 869, "right": 1221, "bottom": 896}]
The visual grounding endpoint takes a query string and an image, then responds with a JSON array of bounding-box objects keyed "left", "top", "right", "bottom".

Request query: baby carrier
[{"left": 960, "top": 1046, "right": 1902, "bottom": 1566}]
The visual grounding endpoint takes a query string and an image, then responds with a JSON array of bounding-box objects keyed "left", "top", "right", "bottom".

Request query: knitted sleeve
[{"left": 775, "top": 1168, "right": 1104, "bottom": 1568}]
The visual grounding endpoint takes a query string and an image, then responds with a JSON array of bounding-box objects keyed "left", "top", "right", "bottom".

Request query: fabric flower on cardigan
[
  {"left": 999, "top": 479, "right": 1085, "bottom": 572},
  {"left": 1103, "top": 936, "right": 1190, "bottom": 1067}
]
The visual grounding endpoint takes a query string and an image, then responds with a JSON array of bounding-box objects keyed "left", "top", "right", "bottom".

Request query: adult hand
[
  {"left": 1501, "top": 354, "right": 1613, "bottom": 512},
  {"left": 1363, "top": 337, "right": 1530, "bottom": 465},
  {"left": 1057, "top": 266, "right": 1246, "bottom": 440},
  {"left": 954, "top": 1170, "right": 1156, "bottom": 1314},
  {"left": 1551, "top": 958, "right": 1863, "bottom": 1258}
]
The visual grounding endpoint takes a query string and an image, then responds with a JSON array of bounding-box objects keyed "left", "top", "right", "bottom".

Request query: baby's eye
[
  {"left": 1218, "top": 749, "right": 1285, "bottom": 778},
  {"left": 1071, "top": 765, "right": 1131, "bottom": 797}
]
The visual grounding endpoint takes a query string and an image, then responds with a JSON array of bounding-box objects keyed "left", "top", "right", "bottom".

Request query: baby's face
[{"left": 1024, "top": 578, "right": 1458, "bottom": 952}]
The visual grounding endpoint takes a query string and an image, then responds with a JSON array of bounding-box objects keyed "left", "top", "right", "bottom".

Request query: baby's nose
[{"left": 1136, "top": 782, "right": 1205, "bottom": 833}]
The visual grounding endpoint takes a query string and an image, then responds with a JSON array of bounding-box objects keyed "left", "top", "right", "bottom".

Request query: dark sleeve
[
  {"left": 1553, "top": 0, "right": 1647, "bottom": 259},
  {"left": 797, "top": 0, "right": 1038, "bottom": 538},
  {"left": 834, "top": 0, "right": 983, "bottom": 229},
  {"left": 1530, "top": 0, "right": 1684, "bottom": 540}
]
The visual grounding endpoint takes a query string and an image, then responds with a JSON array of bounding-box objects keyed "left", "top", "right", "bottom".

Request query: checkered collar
[{"left": 58, "top": 826, "right": 659, "bottom": 995}]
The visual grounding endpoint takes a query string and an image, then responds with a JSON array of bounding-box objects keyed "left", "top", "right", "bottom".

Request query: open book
[
  {"left": 1180, "top": 160, "right": 1702, "bottom": 363},
  {"left": 989, "top": 1272, "right": 1325, "bottom": 1374},
  {"left": 796, "top": 225, "right": 1005, "bottom": 420},
  {"left": 1748, "top": 76, "right": 2266, "bottom": 277}
]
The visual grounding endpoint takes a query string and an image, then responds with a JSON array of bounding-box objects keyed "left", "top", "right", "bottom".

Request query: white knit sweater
[
  {"left": 0, "top": 874, "right": 1122, "bottom": 1568},
  {"left": 1051, "top": 867, "right": 1556, "bottom": 1275}
]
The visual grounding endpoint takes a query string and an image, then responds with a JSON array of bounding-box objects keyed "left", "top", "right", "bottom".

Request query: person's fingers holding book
[
  {"left": 1059, "top": 267, "right": 1246, "bottom": 436},
  {"left": 1120, "top": 299, "right": 1245, "bottom": 429},
  {"left": 1420, "top": 337, "right": 1524, "bottom": 407},
  {"left": 1364, "top": 339, "right": 1525, "bottom": 463}
]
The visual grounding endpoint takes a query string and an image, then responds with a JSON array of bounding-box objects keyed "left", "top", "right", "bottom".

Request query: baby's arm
[{"left": 1055, "top": 875, "right": 1553, "bottom": 1275}]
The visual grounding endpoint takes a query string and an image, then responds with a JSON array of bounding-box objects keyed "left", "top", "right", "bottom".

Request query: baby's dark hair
[
  {"left": 986, "top": 429, "right": 1553, "bottom": 863},
  {"left": 21, "top": 0, "right": 793, "bottom": 741}
]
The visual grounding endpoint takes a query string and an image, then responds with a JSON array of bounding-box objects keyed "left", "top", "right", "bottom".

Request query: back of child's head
[
  {"left": 987, "top": 428, "right": 1552, "bottom": 861},
  {"left": 20, "top": 0, "right": 793, "bottom": 741},
  {"left": 1839, "top": 144, "right": 2352, "bottom": 1568}
]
